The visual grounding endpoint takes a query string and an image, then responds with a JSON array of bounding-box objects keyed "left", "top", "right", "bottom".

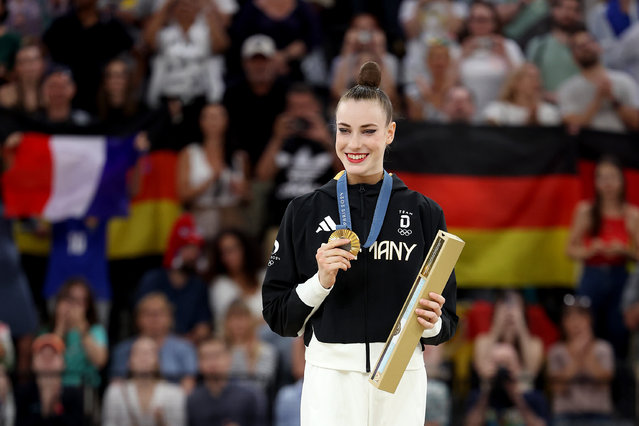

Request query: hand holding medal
[
  {"left": 316, "top": 170, "right": 393, "bottom": 289},
  {"left": 316, "top": 238, "right": 357, "bottom": 289}
]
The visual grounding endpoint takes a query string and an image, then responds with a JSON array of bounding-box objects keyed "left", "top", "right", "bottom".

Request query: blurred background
[{"left": 0, "top": 0, "right": 638, "bottom": 424}]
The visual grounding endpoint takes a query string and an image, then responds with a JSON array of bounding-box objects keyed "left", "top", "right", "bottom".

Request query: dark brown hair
[
  {"left": 96, "top": 56, "right": 139, "bottom": 121},
  {"left": 591, "top": 155, "right": 626, "bottom": 236},
  {"left": 55, "top": 277, "right": 98, "bottom": 326},
  {"left": 207, "top": 228, "right": 262, "bottom": 287},
  {"left": 338, "top": 61, "right": 393, "bottom": 125}
]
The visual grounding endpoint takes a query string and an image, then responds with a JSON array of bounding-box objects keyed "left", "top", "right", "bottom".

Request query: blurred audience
[
  {"left": 0, "top": 152, "right": 38, "bottom": 379},
  {"left": 0, "top": 39, "right": 45, "bottom": 114},
  {"left": 208, "top": 228, "right": 265, "bottom": 331},
  {"left": 224, "top": 300, "right": 277, "bottom": 394},
  {"left": 15, "top": 334, "right": 84, "bottom": 426},
  {"left": 273, "top": 336, "right": 304, "bottom": 426},
  {"left": 405, "top": 40, "right": 459, "bottom": 121},
  {"left": 135, "top": 216, "right": 212, "bottom": 343},
  {"left": 4, "top": 0, "right": 46, "bottom": 38},
  {"left": 229, "top": 0, "right": 322, "bottom": 82},
  {"left": 36, "top": 67, "right": 92, "bottom": 125},
  {"left": 187, "top": 337, "right": 264, "bottom": 426},
  {"left": 47, "top": 278, "right": 108, "bottom": 390},
  {"left": 110, "top": 293, "right": 198, "bottom": 391},
  {"left": 176, "top": 104, "right": 249, "bottom": 240},
  {"left": 438, "top": 85, "right": 476, "bottom": 123},
  {"left": 43, "top": 218, "right": 111, "bottom": 324},
  {"left": 483, "top": 63, "right": 561, "bottom": 126},
  {"left": 96, "top": 56, "right": 145, "bottom": 125},
  {"left": 587, "top": 0, "right": 638, "bottom": 68},
  {"left": 566, "top": 155, "right": 638, "bottom": 358},
  {"left": 458, "top": 1, "right": 524, "bottom": 118},
  {"left": 492, "top": 0, "right": 551, "bottom": 44},
  {"left": 609, "top": 21, "right": 639, "bottom": 84},
  {"left": 466, "top": 290, "right": 549, "bottom": 426},
  {"left": 103, "top": 336, "right": 186, "bottom": 426},
  {"left": 0, "top": 0, "right": 20, "bottom": 83},
  {"left": 558, "top": 29, "right": 639, "bottom": 134},
  {"left": 547, "top": 294, "right": 615, "bottom": 425},
  {"left": 42, "top": 0, "right": 133, "bottom": 113},
  {"left": 329, "top": 13, "right": 399, "bottom": 106},
  {"left": 424, "top": 343, "right": 451, "bottom": 426},
  {"left": 144, "top": 0, "right": 231, "bottom": 109},
  {"left": 623, "top": 263, "right": 639, "bottom": 363},
  {"left": 223, "top": 34, "right": 288, "bottom": 170},
  {"left": 0, "top": 322, "right": 15, "bottom": 426},
  {"left": 256, "top": 83, "right": 338, "bottom": 233},
  {"left": 526, "top": 0, "right": 582, "bottom": 101},
  {"left": 399, "top": 0, "right": 466, "bottom": 85}
]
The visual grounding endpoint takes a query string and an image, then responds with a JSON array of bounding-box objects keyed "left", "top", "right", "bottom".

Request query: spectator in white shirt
[{"left": 483, "top": 63, "right": 561, "bottom": 126}]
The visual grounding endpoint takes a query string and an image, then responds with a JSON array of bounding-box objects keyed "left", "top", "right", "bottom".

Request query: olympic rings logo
[{"left": 397, "top": 228, "right": 412, "bottom": 236}]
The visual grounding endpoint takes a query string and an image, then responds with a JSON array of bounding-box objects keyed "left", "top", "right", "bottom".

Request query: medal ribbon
[{"left": 336, "top": 170, "right": 393, "bottom": 248}]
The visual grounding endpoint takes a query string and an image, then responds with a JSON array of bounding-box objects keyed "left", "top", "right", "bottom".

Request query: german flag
[{"left": 386, "top": 123, "right": 639, "bottom": 288}]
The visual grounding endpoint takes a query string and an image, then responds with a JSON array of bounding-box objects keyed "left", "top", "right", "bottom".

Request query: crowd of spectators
[{"left": 1, "top": 0, "right": 639, "bottom": 425}]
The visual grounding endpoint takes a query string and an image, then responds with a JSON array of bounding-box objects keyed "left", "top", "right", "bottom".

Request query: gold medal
[{"left": 328, "top": 229, "right": 361, "bottom": 257}]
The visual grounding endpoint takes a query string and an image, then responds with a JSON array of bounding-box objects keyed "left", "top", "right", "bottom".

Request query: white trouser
[{"left": 300, "top": 362, "right": 427, "bottom": 426}]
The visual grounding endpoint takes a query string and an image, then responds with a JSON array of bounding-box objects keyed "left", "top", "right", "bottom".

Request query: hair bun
[{"left": 357, "top": 61, "right": 382, "bottom": 88}]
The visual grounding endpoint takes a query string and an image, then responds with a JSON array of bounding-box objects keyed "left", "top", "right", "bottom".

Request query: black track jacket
[{"left": 262, "top": 172, "right": 458, "bottom": 371}]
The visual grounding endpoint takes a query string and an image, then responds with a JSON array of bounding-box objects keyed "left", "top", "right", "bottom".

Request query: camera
[
  {"left": 291, "top": 117, "right": 311, "bottom": 134},
  {"left": 357, "top": 30, "right": 373, "bottom": 45}
]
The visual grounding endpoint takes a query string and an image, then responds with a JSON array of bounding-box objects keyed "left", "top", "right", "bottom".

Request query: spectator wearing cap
[
  {"left": 15, "top": 333, "right": 84, "bottom": 426},
  {"left": 110, "top": 292, "right": 198, "bottom": 392},
  {"left": 546, "top": 294, "right": 615, "bottom": 425},
  {"left": 228, "top": 0, "right": 321, "bottom": 83},
  {"left": 135, "top": 213, "right": 212, "bottom": 344},
  {"left": 223, "top": 34, "right": 288, "bottom": 169},
  {"left": 42, "top": 0, "right": 133, "bottom": 113},
  {"left": 223, "top": 34, "right": 288, "bottom": 236},
  {"left": 36, "top": 67, "right": 92, "bottom": 126}
]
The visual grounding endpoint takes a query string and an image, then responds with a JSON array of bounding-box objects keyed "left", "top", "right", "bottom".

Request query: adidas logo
[{"left": 315, "top": 216, "right": 337, "bottom": 233}]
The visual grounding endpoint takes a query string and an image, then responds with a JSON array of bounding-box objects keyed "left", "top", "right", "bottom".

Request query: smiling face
[{"left": 335, "top": 99, "right": 395, "bottom": 185}]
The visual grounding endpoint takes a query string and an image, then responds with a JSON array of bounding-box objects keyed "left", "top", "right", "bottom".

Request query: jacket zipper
[{"left": 359, "top": 185, "right": 371, "bottom": 373}]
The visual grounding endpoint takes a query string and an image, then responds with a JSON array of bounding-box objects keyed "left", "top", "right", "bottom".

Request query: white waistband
[{"left": 305, "top": 333, "right": 425, "bottom": 373}]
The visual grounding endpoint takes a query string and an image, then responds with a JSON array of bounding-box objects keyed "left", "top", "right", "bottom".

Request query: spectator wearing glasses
[
  {"left": 458, "top": 1, "right": 524, "bottom": 118},
  {"left": 547, "top": 294, "right": 615, "bottom": 425}
]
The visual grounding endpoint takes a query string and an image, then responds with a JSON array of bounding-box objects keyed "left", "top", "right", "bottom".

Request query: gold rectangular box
[{"left": 369, "top": 230, "right": 464, "bottom": 393}]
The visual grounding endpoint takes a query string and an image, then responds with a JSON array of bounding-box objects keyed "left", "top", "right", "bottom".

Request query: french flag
[{"left": 2, "top": 132, "right": 138, "bottom": 221}]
